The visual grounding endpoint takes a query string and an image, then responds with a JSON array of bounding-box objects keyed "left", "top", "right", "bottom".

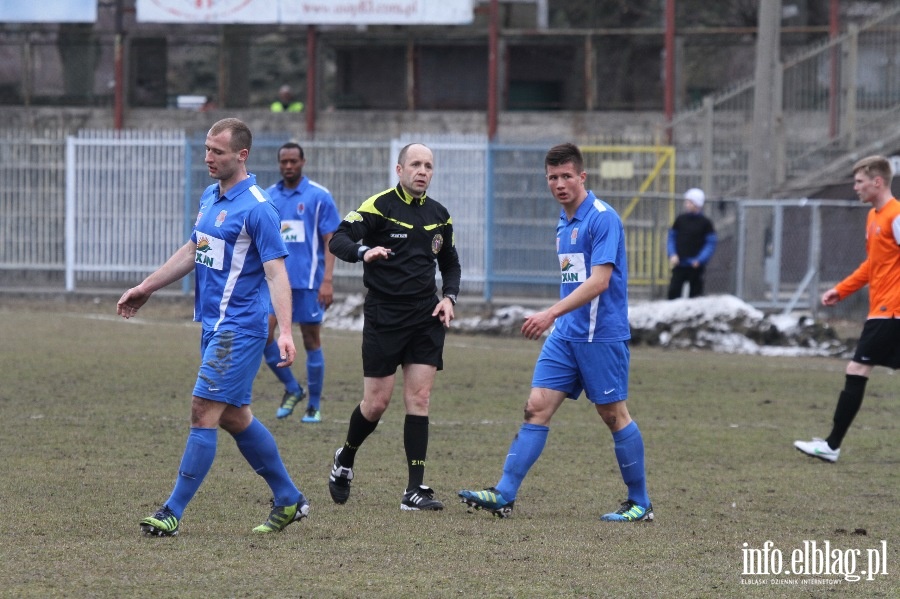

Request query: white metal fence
[
  {"left": 65, "top": 130, "right": 186, "bottom": 291},
  {"left": 0, "top": 129, "right": 67, "bottom": 274},
  {"left": 0, "top": 130, "right": 875, "bottom": 320}
]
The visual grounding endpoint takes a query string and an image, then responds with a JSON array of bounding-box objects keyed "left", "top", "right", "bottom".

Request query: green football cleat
[
  {"left": 301, "top": 407, "right": 322, "bottom": 423},
  {"left": 252, "top": 499, "right": 309, "bottom": 533},
  {"left": 140, "top": 505, "right": 180, "bottom": 537},
  {"left": 458, "top": 487, "right": 515, "bottom": 518},
  {"left": 600, "top": 499, "right": 654, "bottom": 522},
  {"left": 276, "top": 388, "right": 306, "bottom": 419}
]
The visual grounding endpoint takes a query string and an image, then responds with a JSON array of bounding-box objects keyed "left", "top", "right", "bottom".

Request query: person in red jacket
[{"left": 794, "top": 155, "right": 900, "bottom": 463}]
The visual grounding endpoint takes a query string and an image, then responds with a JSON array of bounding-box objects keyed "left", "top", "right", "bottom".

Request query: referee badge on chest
[{"left": 431, "top": 234, "right": 444, "bottom": 254}]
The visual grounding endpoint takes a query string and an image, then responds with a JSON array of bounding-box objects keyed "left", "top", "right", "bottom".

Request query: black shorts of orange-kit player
[{"left": 852, "top": 318, "right": 900, "bottom": 369}]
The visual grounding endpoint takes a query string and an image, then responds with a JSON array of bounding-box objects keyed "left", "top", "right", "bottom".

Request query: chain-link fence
[{"left": 736, "top": 199, "right": 869, "bottom": 319}]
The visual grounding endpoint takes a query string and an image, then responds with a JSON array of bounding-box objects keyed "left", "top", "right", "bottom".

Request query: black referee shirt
[{"left": 330, "top": 184, "right": 461, "bottom": 300}]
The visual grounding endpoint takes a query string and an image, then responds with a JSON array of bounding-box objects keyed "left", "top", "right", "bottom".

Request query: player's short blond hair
[
  {"left": 208, "top": 118, "right": 252, "bottom": 153},
  {"left": 852, "top": 155, "right": 892, "bottom": 184}
]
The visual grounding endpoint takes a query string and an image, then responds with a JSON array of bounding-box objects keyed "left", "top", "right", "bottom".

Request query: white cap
[{"left": 684, "top": 188, "right": 705, "bottom": 208}]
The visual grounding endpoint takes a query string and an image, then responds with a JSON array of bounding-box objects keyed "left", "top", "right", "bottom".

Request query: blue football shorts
[
  {"left": 269, "top": 288, "right": 325, "bottom": 325},
  {"left": 531, "top": 334, "right": 630, "bottom": 404},
  {"left": 192, "top": 329, "right": 266, "bottom": 407}
]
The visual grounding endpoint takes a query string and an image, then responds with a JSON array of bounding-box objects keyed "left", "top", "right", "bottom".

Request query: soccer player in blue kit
[
  {"left": 117, "top": 118, "right": 309, "bottom": 536},
  {"left": 262, "top": 142, "right": 341, "bottom": 423},
  {"left": 459, "top": 143, "right": 652, "bottom": 522}
]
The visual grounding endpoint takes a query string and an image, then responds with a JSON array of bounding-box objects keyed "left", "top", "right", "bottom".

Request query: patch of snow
[{"left": 322, "top": 293, "right": 850, "bottom": 358}]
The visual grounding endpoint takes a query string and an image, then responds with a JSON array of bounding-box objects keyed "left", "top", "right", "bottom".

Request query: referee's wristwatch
[
  {"left": 443, "top": 294, "right": 457, "bottom": 306},
  {"left": 357, "top": 245, "right": 370, "bottom": 261}
]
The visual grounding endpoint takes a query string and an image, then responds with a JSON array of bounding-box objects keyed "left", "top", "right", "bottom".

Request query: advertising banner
[
  {"left": 137, "top": 0, "right": 277, "bottom": 23},
  {"left": 280, "top": 0, "right": 473, "bottom": 24},
  {"left": 1, "top": 0, "right": 98, "bottom": 23},
  {"left": 136, "top": 0, "right": 473, "bottom": 25}
]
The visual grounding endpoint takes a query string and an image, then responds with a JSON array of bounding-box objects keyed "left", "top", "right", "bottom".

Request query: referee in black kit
[{"left": 327, "top": 142, "right": 461, "bottom": 511}]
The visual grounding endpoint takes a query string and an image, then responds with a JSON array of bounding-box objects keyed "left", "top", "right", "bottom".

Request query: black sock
[
  {"left": 825, "top": 374, "right": 867, "bottom": 450},
  {"left": 340, "top": 405, "right": 379, "bottom": 468},
  {"left": 404, "top": 414, "right": 429, "bottom": 491}
]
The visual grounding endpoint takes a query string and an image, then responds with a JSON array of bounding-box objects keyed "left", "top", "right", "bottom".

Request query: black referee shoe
[{"left": 400, "top": 485, "right": 444, "bottom": 511}]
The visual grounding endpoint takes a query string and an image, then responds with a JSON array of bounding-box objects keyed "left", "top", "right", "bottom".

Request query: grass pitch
[{"left": 0, "top": 297, "right": 897, "bottom": 598}]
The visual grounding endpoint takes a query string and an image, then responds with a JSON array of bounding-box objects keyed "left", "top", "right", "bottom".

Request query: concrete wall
[{"left": 3, "top": 106, "right": 669, "bottom": 142}]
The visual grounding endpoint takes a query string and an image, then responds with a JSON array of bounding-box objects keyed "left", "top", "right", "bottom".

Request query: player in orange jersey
[{"left": 794, "top": 155, "right": 900, "bottom": 463}]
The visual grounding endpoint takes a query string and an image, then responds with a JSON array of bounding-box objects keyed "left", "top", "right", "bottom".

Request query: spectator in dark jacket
[{"left": 667, "top": 188, "right": 717, "bottom": 299}]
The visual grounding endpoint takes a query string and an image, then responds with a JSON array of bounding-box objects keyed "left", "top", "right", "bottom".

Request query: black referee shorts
[
  {"left": 361, "top": 295, "right": 445, "bottom": 377},
  {"left": 852, "top": 318, "right": 900, "bottom": 369}
]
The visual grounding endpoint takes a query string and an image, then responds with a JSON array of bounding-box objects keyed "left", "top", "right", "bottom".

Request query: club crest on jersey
[
  {"left": 296, "top": 202, "right": 305, "bottom": 216},
  {"left": 431, "top": 234, "right": 444, "bottom": 254},
  {"left": 571, "top": 227, "right": 579, "bottom": 245},
  {"left": 215, "top": 210, "right": 227, "bottom": 227}
]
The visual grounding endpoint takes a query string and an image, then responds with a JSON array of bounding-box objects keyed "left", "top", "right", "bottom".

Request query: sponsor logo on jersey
[
  {"left": 195, "top": 232, "right": 226, "bottom": 269},
  {"left": 281, "top": 220, "right": 306, "bottom": 243},
  {"left": 559, "top": 252, "right": 586, "bottom": 283}
]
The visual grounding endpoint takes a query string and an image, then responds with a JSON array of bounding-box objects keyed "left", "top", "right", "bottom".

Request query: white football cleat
[{"left": 794, "top": 437, "right": 840, "bottom": 463}]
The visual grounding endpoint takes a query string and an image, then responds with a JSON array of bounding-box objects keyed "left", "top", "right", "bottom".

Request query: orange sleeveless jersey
[{"left": 835, "top": 197, "right": 900, "bottom": 318}]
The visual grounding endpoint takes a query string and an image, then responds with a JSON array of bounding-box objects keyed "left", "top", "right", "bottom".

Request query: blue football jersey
[
  {"left": 191, "top": 174, "right": 288, "bottom": 336},
  {"left": 552, "top": 191, "right": 630, "bottom": 342},
  {"left": 266, "top": 176, "right": 341, "bottom": 290}
]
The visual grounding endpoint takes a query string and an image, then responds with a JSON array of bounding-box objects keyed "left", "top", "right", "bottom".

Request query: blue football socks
[
  {"left": 612, "top": 421, "right": 650, "bottom": 508},
  {"left": 264, "top": 341, "right": 301, "bottom": 395},
  {"left": 306, "top": 348, "right": 324, "bottom": 410},
  {"left": 233, "top": 417, "right": 301, "bottom": 507},
  {"left": 495, "top": 423, "right": 549, "bottom": 501},
  {"left": 165, "top": 427, "right": 218, "bottom": 519}
]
